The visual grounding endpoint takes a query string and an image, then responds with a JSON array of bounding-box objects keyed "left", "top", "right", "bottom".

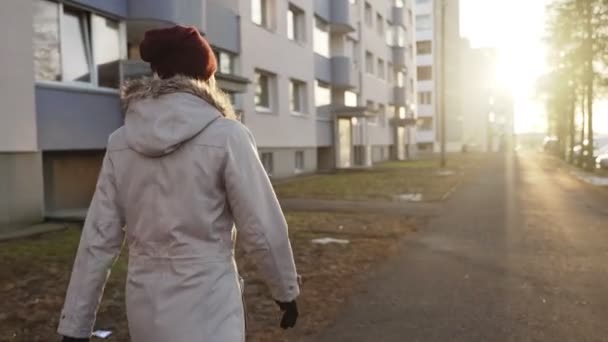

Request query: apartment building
[
  {"left": 0, "top": 0, "right": 416, "bottom": 227},
  {"left": 414, "top": 0, "right": 436, "bottom": 151}
]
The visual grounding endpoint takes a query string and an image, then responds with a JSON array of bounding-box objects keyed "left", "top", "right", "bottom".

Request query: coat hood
[{"left": 120, "top": 75, "right": 236, "bottom": 157}]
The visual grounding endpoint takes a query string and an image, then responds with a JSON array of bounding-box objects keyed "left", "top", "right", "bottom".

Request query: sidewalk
[{"left": 0, "top": 222, "right": 67, "bottom": 242}]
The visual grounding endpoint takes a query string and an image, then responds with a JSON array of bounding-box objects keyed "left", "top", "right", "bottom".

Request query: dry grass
[
  {"left": 275, "top": 153, "right": 486, "bottom": 202},
  {"left": 0, "top": 212, "right": 414, "bottom": 342}
]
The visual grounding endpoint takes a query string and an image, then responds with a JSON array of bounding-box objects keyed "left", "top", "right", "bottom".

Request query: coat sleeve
[
  {"left": 224, "top": 123, "right": 300, "bottom": 302},
  {"left": 57, "top": 152, "right": 125, "bottom": 338}
]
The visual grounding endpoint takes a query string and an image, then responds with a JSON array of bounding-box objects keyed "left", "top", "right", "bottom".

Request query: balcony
[
  {"left": 394, "top": 86, "right": 407, "bottom": 106},
  {"left": 391, "top": 6, "right": 406, "bottom": 27},
  {"left": 119, "top": 59, "right": 249, "bottom": 93},
  {"left": 417, "top": 54, "right": 433, "bottom": 66},
  {"left": 392, "top": 46, "right": 407, "bottom": 69},
  {"left": 418, "top": 104, "right": 433, "bottom": 117},
  {"left": 128, "top": 0, "right": 207, "bottom": 31},
  {"left": 331, "top": 56, "right": 359, "bottom": 89},
  {"left": 416, "top": 130, "right": 436, "bottom": 143},
  {"left": 329, "top": 0, "right": 355, "bottom": 33}
]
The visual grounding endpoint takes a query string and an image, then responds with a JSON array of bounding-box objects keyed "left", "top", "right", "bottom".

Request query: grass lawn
[
  {"left": 275, "top": 153, "right": 486, "bottom": 202},
  {"left": 0, "top": 212, "right": 414, "bottom": 342}
]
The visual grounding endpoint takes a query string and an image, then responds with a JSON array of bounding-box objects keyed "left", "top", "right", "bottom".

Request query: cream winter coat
[{"left": 57, "top": 76, "right": 300, "bottom": 342}]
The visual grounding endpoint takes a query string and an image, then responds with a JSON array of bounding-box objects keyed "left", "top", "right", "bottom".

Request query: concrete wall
[
  {"left": 43, "top": 151, "right": 104, "bottom": 212},
  {"left": 36, "top": 85, "right": 123, "bottom": 151},
  {"left": 128, "top": 0, "right": 207, "bottom": 31},
  {"left": 0, "top": 153, "right": 45, "bottom": 227},
  {"left": 206, "top": 1, "right": 240, "bottom": 53},
  {"left": 239, "top": 0, "right": 317, "bottom": 149},
  {"left": 0, "top": 0, "right": 37, "bottom": 152},
  {"left": 259, "top": 147, "right": 317, "bottom": 178}
]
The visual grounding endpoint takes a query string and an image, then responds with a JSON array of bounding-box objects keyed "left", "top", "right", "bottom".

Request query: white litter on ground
[
  {"left": 394, "top": 193, "right": 423, "bottom": 202},
  {"left": 311, "top": 237, "right": 350, "bottom": 245},
  {"left": 92, "top": 330, "right": 113, "bottom": 339},
  {"left": 436, "top": 170, "right": 456, "bottom": 176}
]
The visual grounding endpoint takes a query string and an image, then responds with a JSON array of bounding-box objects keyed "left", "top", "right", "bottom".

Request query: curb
[{"left": 0, "top": 223, "right": 69, "bottom": 242}]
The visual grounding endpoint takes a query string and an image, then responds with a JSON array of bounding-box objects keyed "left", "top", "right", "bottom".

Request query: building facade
[{"left": 0, "top": 0, "right": 417, "bottom": 227}]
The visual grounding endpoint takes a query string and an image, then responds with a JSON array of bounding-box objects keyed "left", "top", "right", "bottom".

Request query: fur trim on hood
[{"left": 121, "top": 74, "right": 236, "bottom": 119}]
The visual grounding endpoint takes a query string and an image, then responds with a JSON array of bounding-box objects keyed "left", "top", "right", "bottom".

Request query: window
[
  {"left": 416, "top": 0, "right": 430, "bottom": 4},
  {"left": 418, "top": 91, "right": 432, "bottom": 105},
  {"left": 364, "top": 2, "right": 373, "bottom": 27},
  {"left": 377, "top": 58, "right": 385, "bottom": 79},
  {"left": 315, "top": 80, "right": 331, "bottom": 107},
  {"left": 345, "top": 91, "right": 358, "bottom": 107},
  {"left": 91, "top": 15, "right": 121, "bottom": 88},
  {"left": 260, "top": 152, "right": 274, "bottom": 175},
  {"left": 33, "top": 1, "right": 123, "bottom": 88},
  {"left": 346, "top": 38, "right": 358, "bottom": 67},
  {"left": 287, "top": 4, "right": 305, "bottom": 42},
  {"left": 387, "top": 62, "right": 393, "bottom": 83},
  {"left": 417, "top": 66, "right": 432, "bottom": 81},
  {"left": 394, "top": 0, "right": 405, "bottom": 7},
  {"left": 314, "top": 17, "right": 330, "bottom": 57},
  {"left": 417, "top": 41, "right": 432, "bottom": 55},
  {"left": 378, "top": 104, "right": 386, "bottom": 126},
  {"left": 388, "top": 104, "right": 396, "bottom": 118},
  {"left": 290, "top": 79, "right": 307, "bottom": 113},
  {"left": 255, "top": 70, "right": 275, "bottom": 110},
  {"left": 386, "top": 25, "right": 394, "bottom": 46},
  {"left": 62, "top": 7, "right": 91, "bottom": 83},
  {"left": 252, "top": 0, "right": 269, "bottom": 27},
  {"left": 388, "top": 26, "right": 406, "bottom": 47},
  {"left": 418, "top": 117, "right": 433, "bottom": 130},
  {"left": 33, "top": 0, "right": 61, "bottom": 81},
  {"left": 376, "top": 13, "right": 384, "bottom": 35},
  {"left": 396, "top": 71, "right": 404, "bottom": 87},
  {"left": 215, "top": 50, "right": 235, "bottom": 74},
  {"left": 365, "top": 51, "right": 374, "bottom": 74},
  {"left": 295, "top": 151, "right": 305, "bottom": 172},
  {"left": 416, "top": 15, "right": 432, "bottom": 31},
  {"left": 367, "top": 101, "right": 377, "bottom": 124}
]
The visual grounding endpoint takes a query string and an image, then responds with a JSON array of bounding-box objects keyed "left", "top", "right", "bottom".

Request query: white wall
[
  {"left": 239, "top": 0, "right": 317, "bottom": 148},
  {"left": 0, "top": 0, "right": 37, "bottom": 152}
]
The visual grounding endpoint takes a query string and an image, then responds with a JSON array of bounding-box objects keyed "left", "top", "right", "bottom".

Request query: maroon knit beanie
[{"left": 139, "top": 25, "right": 217, "bottom": 81}]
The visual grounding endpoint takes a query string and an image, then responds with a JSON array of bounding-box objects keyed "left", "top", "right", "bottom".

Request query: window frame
[
  {"left": 416, "top": 40, "right": 432, "bottom": 55},
  {"left": 364, "top": 2, "right": 373, "bottom": 27},
  {"left": 260, "top": 152, "right": 274, "bottom": 176},
  {"left": 252, "top": 0, "right": 270, "bottom": 28},
  {"left": 365, "top": 51, "right": 374, "bottom": 75},
  {"left": 289, "top": 78, "right": 308, "bottom": 115},
  {"left": 294, "top": 150, "right": 305, "bottom": 173},
  {"left": 377, "top": 58, "right": 385, "bottom": 79},
  {"left": 33, "top": 0, "right": 126, "bottom": 90},
  {"left": 313, "top": 16, "right": 330, "bottom": 57},
  {"left": 376, "top": 13, "right": 384, "bottom": 35},
  {"left": 287, "top": 3, "right": 306, "bottom": 43},
  {"left": 254, "top": 69, "right": 276, "bottom": 112}
]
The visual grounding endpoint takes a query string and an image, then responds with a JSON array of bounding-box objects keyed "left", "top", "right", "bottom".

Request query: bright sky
[{"left": 460, "top": 0, "right": 608, "bottom": 134}]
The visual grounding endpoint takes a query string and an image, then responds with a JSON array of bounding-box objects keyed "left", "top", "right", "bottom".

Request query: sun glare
[{"left": 461, "top": 0, "right": 551, "bottom": 133}]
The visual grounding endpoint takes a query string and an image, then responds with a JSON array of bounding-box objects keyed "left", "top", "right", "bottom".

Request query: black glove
[
  {"left": 61, "top": 336, "right": 89, "bottom": 342},
  {"left": 275, "top": 300, "right": 298, "bottom": 329}
]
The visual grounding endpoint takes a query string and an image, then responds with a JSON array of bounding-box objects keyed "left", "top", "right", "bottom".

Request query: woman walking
[{"left": 58, "top": 26, "right": 300, "bottom": 342}]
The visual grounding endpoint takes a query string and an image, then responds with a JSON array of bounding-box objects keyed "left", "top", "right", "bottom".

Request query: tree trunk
[
  {"left": 584, "top": 0, "right": 594, "bottom": 171},
  {"left": 567, "top": 91, "right": 576, "bottom": 163},
  {"left": 578, "top": 86, "right": 586, "bottom": 167}
]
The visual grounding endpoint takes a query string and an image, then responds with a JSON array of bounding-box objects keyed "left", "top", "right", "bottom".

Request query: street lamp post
[{"left": 439, "top": 0, "right": 447, "bottom": 168}]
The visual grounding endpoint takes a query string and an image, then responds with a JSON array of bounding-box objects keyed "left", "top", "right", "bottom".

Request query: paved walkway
[
  {"left": 308, "top": 152, "right": 608, "bottom": 342},
  {"left": 280, "top": 198, "right": 440, "bottom": 217}
]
